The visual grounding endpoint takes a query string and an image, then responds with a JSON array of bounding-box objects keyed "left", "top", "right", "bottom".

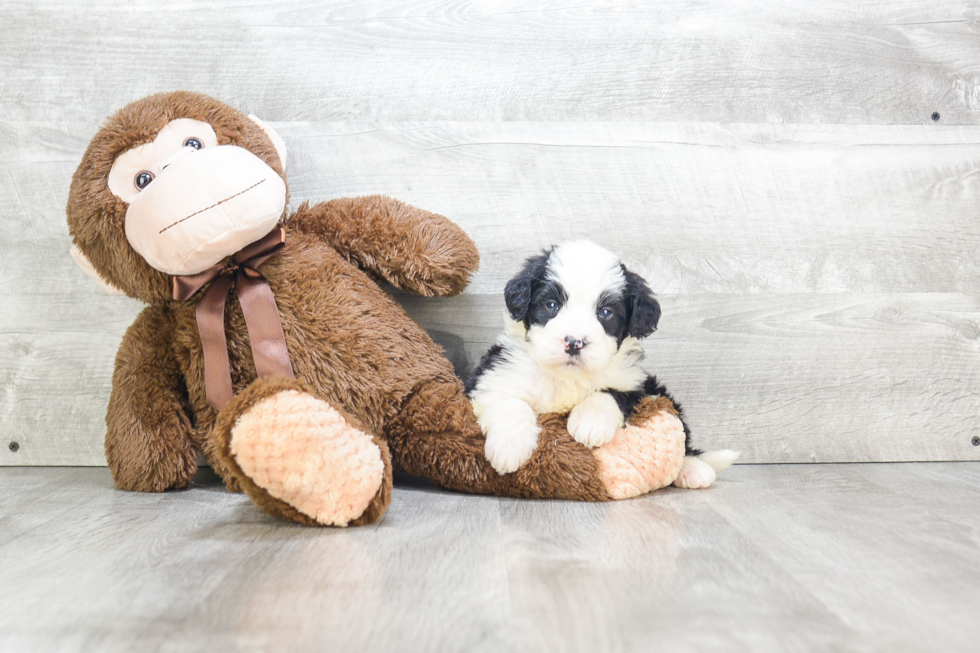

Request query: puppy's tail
[
  {"left": 673, "top": 450, "right": 740, "bottom": 489},
  {"left": 699, "top": 449, "right": 740, "bottom": 473}
]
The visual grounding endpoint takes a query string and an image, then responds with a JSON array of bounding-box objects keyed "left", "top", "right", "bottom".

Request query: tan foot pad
[
  {"left": 593, "top": 407, "right": 686, "bottom": 500},
  {"left": 230, "top": 390, "right": 384, "bottom": 526}
]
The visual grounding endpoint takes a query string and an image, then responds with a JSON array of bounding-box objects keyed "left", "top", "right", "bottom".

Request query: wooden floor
[{"left": 2, "top": 464, "right": 978, "bottom": 652}]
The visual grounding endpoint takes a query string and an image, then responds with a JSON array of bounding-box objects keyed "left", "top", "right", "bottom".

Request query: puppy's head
[{"left": 504, "top": 240, "right": 660, "bottom": 372}]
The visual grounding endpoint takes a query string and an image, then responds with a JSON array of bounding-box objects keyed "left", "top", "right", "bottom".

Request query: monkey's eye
[
  {"left": 183, "top": 137, "right": 204, "bottom": 150},
  {"left": 545, "top": 301, "right": 559, "bottom": 312},
  {"left": 134, "top": 171, "right": 155, "bottom": 191},
  {"left": 597, "top": 308, "right": 613, "bottom": 319}
]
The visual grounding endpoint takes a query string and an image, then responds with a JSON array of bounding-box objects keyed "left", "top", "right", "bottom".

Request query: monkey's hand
[
  {"left": 288, "top": 195, "right": 480, "bottom": 297},
  {"left": 105, "top": 305, "right": 198, "bottom": 492}
]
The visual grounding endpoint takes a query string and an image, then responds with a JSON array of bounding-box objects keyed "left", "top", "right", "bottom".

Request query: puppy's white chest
[{"left": 533, "top": 374, "right": 594, "bottom": 414}]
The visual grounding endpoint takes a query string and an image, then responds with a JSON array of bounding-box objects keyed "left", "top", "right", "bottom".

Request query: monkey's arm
[
  {"left": 105, "top": 305, "right": 198, "bottom": 492},
  {"left": 288, "top": 195, "right": 480, "bottom": 297}
]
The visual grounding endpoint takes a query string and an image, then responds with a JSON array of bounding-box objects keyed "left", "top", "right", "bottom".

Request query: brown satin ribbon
[{"left": 173, "top": 228, "right": 294, "bottom": 410}]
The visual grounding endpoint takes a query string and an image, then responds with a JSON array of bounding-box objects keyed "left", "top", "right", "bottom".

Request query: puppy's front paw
[
  {"left": 568, "top": 392, "right": 624, "bottom": 448},
  {"left": 485, "top": 423, "right": 540, "bottom": 474},
  {"left": 480, "top": 405, "right": 540, "bottom": 475}
]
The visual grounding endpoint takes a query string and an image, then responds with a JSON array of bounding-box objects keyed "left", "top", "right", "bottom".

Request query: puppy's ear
[
  {"left": 504, "top": 253, "right": 549, "bottom": 322},
  {"left": 623, "top": 265, "right": 661, "bottom": 339}
]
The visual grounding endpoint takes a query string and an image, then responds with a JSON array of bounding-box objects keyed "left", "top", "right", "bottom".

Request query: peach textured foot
[
  {"left": 230, "top": 390, "right": 384, "bottom": 527},
  {"left": 593, "top": 410, "right": 687, "bottom": 500}
]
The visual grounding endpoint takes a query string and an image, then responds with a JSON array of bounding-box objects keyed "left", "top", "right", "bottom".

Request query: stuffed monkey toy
[{"left": 67, "top": 91, "right": 687, "bottom": 526}]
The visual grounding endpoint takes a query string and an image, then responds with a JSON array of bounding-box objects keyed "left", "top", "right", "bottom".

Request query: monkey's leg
[
  {"left": 590, "top": 395, "right": 688, "bottom": 499},
  {"left": 385, "top": 378, "right": 686, "bottom": 501},
  {"left": 211, "top": 376, "right": 392, "bottom": 526},
  {"left": 106, "top": 306, "right": 198, "bottom": 493}
]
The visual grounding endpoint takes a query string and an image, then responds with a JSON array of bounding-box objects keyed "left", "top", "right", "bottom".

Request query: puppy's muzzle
[{"left": 564, "top": 336, "right": 586, "bottom": 355}]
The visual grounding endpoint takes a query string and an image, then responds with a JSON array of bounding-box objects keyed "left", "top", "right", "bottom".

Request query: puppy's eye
[
  {"left": 183, "top": 137, "right": 204, "bottom": 150},
  {"left": 134, "top": 171, "right": 154, "bottom": 190},
  {"left": 545, "top": 301, "right": 559, "bottom": 312},
  {"left": 597, "top": 308, "right": 613, "bottom": 319}
]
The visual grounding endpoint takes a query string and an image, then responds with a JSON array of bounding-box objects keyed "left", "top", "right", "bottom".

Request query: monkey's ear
[
  {"left": 70, "top": 244, "right": 126, "bottom": 296},
  {"left": 248, "top": 114, "right": 287, "bottom": 170}
]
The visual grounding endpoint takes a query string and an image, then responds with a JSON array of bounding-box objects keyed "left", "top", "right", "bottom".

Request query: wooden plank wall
[{"left": 2, "top": 1, "right": 979, "bottom": 465}]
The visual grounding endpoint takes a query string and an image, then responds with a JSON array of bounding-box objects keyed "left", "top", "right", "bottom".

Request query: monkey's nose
[{"left": 564, "top": 336, "right": 586, "bottom": 355}]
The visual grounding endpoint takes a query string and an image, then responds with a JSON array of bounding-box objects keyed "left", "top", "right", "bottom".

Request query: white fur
[
  {"left": 472, "top": 241, "right": 647, "bottom": 474},
  {"left": 526, "top": 241, "right": 626, "bottom": 373},
  {"left": 672, "top": 451, "right": 740, "bottom": 489},
  {"left": 479, "top": 397, "right": 541, "bottom": 475},
  {"left": 567, "top": 391, "right": 624, "bottom": 448},
  {"left": 673, "top": 456, "right": 717, "bottom": 489},
  {"left": 698, "top": 449, "right": 740, "bottom": 472}
]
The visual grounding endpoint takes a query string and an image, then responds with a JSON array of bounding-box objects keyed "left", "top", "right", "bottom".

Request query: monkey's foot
[
  {"left": 215, "top": 378, "right": 391, "bottom": 526},
  {"left": 592, "top": 396, "right": 687, "bottom": 500}
]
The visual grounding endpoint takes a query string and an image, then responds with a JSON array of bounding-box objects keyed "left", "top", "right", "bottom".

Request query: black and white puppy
[{"left": 466, "top": 240, "right": 738, "bottom": 487}]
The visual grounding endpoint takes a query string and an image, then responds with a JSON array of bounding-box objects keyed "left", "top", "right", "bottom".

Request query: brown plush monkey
[{"left": 67, "top": 91, "right": 686, "bottom": 526}]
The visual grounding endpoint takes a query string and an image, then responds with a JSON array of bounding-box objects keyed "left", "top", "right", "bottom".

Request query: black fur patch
[
  {"left": 596, "top": 290, "right": 630, "bottom": 345},
  {"left": 464, "top": 344, "right": 505, "bottom": 396},
  {"left": 603, "top": 375, "right": 699, "bottom": 456},
  {"left": 504, "top": 252, "right": 551, "bottom": 324},
  {"left": 526, "top": 277, "right": 568, "bottom": 328},
  {"left": 622, "top": 266, "right": 661, "bottom": 339},
  {"left": 504, "top": 249, "right": 572, "bottom": 330}
]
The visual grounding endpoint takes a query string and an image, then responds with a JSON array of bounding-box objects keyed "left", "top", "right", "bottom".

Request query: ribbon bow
[{"left": 173, "top": 227, "right": 294, "bottom": 410}]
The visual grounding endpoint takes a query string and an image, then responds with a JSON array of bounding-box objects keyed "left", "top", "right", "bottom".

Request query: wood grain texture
[
  {"left": 0, "top": 121, "right": 145, "bottom": 465},
  {"left": 3, "top": 120, "right": 980, "bottom": 464},
  {"left": 287, "top": 121, "right": 980, "bottom": 295},
  {"left": 1, "top": 1, "right": 979, "bottom": 124},
  {"left": 1, "top": 464, "right": 978, "bottom": 652}
]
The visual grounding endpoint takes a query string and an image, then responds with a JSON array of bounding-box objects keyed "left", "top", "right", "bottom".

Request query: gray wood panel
[
  {"left": 290, "top": 121, "right": 980, "bottom": 295},
  {"left": 4, "top": 1, "right": 980, "bottom": 465},
  {"left": 1, "top": 1, "right": 979, "bottom": 124},
  {"left": 2, "top": 464, "right": 979, "bottom": 651},
  {"left": 4, "top": 120, "right": 980, "bottom": 464}
]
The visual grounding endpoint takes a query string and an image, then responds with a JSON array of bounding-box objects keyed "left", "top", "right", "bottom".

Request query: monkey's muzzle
[{"left": 124, "top": 145, "right": 287, "bottom": 276}]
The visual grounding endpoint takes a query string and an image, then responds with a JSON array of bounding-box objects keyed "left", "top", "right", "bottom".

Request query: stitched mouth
[{"left": 158, "top": 178, "right": 267, "bottom": 234}]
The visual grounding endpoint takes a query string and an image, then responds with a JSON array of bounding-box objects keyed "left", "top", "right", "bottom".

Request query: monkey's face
[
  {"left": 67, "top": 91, "right": 290, "bottom": 301},
  {"left": 108, "top": 118, "right": 286, "bottom": 276}
]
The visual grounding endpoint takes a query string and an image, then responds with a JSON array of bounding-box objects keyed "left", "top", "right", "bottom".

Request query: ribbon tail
[
  {"left": 197, "top": 274, "right": 235, "bottom": 410},
  {"left": 236, "top": 273, "right": 295, "bottom": 381}
]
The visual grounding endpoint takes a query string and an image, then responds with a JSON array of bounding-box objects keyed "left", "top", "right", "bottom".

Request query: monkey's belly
[{"left": 174, "top": 264, "right": 455, "bottom": 435}]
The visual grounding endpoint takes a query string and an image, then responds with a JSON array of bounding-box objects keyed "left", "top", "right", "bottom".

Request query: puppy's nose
[{"left": 564, "top": 336, "right": 586, "bottom": 355}]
